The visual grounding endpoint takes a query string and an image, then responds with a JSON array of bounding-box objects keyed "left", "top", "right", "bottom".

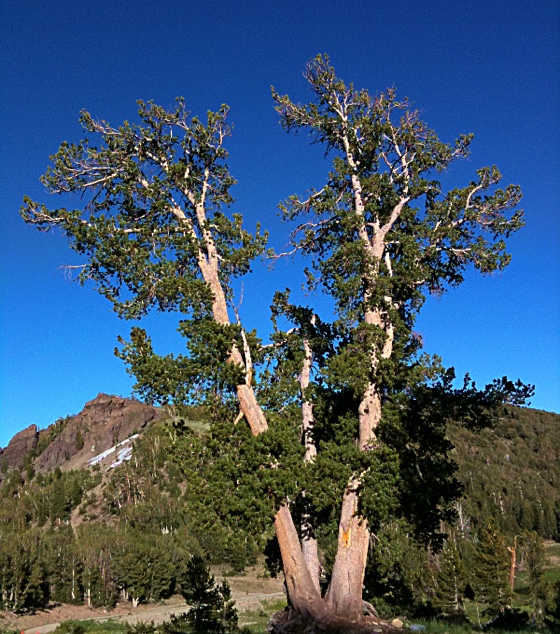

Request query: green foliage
[
  {"left": 0, "top": 467, "right": 101, "bottom": 527},
  {"left": 56, "top": 621, "right": 87, "bottom": 634},
  {"left": 57, "top": 621, "right": 126, "bottom": 634},
  {"left": 449, "top": 407, "right": 560, "bottom": 540},
  {"left": 175, "top": 555, "right": 239, "bottom": 633},
  {"left": 364, "top": 520, "right": 435, "bottom": 617},
  {"left": 433, "top": 534, "right": 467, "bottom": 616},
  {"left": 34, "top": 416, "right": 74, "bottom": 458},
  {"left": 471, "top": 520, "right": 510, "bottom": 614},
  {"left": 274, "top": 54, "right": 523, "bottom": 341},
  {"left": 522, "top": 531, "right": 548, "bottom": 626}
]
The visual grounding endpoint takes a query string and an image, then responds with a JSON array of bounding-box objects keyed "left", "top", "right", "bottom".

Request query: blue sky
[{"left": 1, "top": 0, "right": 559, "bottom": 448}]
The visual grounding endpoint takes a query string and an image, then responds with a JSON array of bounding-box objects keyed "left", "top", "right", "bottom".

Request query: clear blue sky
[{"left": 1, "top": 0, "right": 559, "bottom": 448}]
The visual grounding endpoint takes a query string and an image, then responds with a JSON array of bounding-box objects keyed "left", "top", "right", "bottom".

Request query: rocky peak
[
  {"left": 0, "top": 424, "right": 38, "bottom": 471},
  {"left": 0, "top": 394, "right": 161, "bottom": 478}
]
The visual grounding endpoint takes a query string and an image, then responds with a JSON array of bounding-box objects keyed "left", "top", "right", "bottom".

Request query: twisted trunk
[{"left": 198, "top": 235, "right": 322, "bottom": 610}]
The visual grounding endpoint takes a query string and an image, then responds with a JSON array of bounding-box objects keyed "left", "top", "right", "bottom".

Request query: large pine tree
[{"left": 22, "top": 56, "right": 527, "bottom": 630}]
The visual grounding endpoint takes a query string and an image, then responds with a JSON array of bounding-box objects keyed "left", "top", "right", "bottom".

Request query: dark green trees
[
  {"left": 178, "top": 555, "right": 238, "bottom": 634},
  {"left": 21, "top": 56, "right": 525, "bottom": 628},
  {"left": 433, "top": 534, "right": 467, "bottom": 616}
]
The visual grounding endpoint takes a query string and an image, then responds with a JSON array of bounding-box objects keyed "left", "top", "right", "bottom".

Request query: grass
[
  {"left": 0, "top": 622, "right": 129, "bottom": 634},
  {"left": 238, "top": 598, "right": 287, "bottom": 633},
  {"left": 55, "top": 620, "right": 127, "bottom": 634},
  {"left": 408, "top": 620, "right": 554, "bottom": 634},
  {"left": 545, "top": 543, "right": 560, "bottom": 559},
  {"left": 38, "top": 598, "right": 289, "bottom": 634}
]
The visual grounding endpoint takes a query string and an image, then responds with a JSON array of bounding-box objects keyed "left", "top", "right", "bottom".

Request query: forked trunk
[
  {"left": 201, "top": 226, "right": 378, "bottom": 626},
  {"left": 327, "top": 363, "right": 385, "bottom": 616}
]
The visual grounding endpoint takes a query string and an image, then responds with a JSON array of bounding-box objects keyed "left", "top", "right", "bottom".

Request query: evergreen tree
[
  {"left": 471, "top": 520, "right": 510, "bottom": 616},
  {"left": 522, "top": 531, "right": 548, "bottom": 626},
  {"left": 21, "top": 55, "right": 528, "bottom": 629},
  {"left": 176, "top": 555, "right": 238, "bottom": 633},
  {"left": 433, "top": 534, "right": 467, "bottom": 616}
]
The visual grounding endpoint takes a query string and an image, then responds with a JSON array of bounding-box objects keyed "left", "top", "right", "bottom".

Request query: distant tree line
[{"left": 0, "top": 423, "right": 257, "bottom": 613}]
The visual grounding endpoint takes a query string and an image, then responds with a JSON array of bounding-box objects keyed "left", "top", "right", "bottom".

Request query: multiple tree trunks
[
  {"left": 20, "top": 56, "right": 525, "bottom": 631},
  {"left": 198, "top": 228, "right": 351, "bottom": 621}
]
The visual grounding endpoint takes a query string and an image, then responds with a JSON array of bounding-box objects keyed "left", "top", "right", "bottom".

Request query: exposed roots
[{"left": 268, "top": 606, "right": 400, "bottom": 634}]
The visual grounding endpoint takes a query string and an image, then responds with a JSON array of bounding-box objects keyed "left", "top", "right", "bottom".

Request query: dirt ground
[{"left": 0, "top": 566, "right": 285, "bottom": 634}]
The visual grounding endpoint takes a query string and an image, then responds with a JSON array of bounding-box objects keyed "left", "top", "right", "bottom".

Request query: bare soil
[
  {"left": 545, "top": 539, "right": 560, "bottom": 567},
  {"left": 0, "top": 566, "right": 285, "bottom": 634}
]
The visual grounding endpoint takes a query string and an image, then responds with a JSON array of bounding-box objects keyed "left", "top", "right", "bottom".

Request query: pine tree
[
  {"left": 433, "top": 534, "right": 466, "bottom": 616},
  {"left": 22, "top": 55, "right": 529, "bottom": 629},
  {"left": 177, "top": 555, "right": 238, "bottom": 633},
  {"left": 523, "top": 531, "right": 548, "bottom": 626},
  {"left": 471, "top": 520, "right": 510, "bottom": 616}
]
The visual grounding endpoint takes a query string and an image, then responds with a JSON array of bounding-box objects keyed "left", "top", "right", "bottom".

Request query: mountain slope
[
  {"left": 0, "top": 394, "right": 160, "bottom": 482},
  {"left": 449, "top": 406, "right": 560, "bottom": 539}
]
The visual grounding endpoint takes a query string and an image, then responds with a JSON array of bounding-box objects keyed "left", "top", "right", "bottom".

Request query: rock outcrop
[
  {"left": 0, "top": 424, "right": 39, "bottom": 471},
  {"left": 0, "top": 394, "right": 161, "bottom": 478}
]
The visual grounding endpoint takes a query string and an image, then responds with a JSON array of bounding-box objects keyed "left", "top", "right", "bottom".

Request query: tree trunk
[
  {"left": 359, "top": 384, "right": 383, "bottom": 450},
  {"left": 325, "top": 487, "right": 369, "bottom": 620},
  {"left": 275, "top": 505, "right": 325, "bottom": 619},
  {"left": 236, "top": 383, "right": 268, "bottom": 435},
  {"left": 198, "top": 217, "right": 381, "bottom": 625},
  {"left": 299, "top": 328, "right": 321, "bottom": 592},
  {"left": 326, "top": 318, "right": 390, "bottom": 617},
  {"left": 301, "top": 498, "right": 320, "bottom": 593}
]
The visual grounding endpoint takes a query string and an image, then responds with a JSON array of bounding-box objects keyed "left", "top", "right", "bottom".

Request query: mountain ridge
[{"left": 0, "top": 393, "right": 161, "bottom": 483}]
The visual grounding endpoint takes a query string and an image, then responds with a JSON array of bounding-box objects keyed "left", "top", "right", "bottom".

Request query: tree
[
  {"left": 177, "top": 555, "right": 238, "bottom": 633},
  {"left": 471, "top": 520, "right": 510, "bottom": 616},
  {"left": 22, "top": 55, "right": 528, "bottom": 630},
  {"left": 433, "top": 533, "right": 467, "bottom": 617},
  {"left": 521, "top": 531, "right": 548, "bottom": 626}
]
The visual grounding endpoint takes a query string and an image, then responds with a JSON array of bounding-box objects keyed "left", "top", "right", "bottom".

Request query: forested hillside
[
  {"left": 1, "top": 402, "right": 559, "bottom": 622},
  {"left": 0, "top": 412, "right": 260, "bottom": 613},
  {"left": 450, "top": 407, "right": 560, "bottom": 540}
]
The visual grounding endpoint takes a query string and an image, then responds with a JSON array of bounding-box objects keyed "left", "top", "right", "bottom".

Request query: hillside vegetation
[
  {"left": 450, "top": 407, "right": 560, "bottom": 539},
  {"left": 0, "top": 401, "right": 559, "bottom": 628}
]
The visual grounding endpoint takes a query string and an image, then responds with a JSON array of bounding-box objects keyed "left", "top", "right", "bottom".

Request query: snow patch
[{"left": 87, "top": 434, "right": 139, "bottom": 468}]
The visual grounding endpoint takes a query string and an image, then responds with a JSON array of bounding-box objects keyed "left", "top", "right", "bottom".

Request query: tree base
[{"left": 268, "top": 607, "right": 402, "bottom": 634}]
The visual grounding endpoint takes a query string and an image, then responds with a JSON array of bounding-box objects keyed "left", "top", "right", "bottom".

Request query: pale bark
[
  {"left": 359, "top": 304, "right": 394, "bottom": 449},
  {"left": 189, "top": 191, "right": 323, "bottom": 607},
  {"left": 185, "top": 197, "right": 269, "bottom": 436},
  {"left": 325, "top": 487, "right": 369, "bottom": 619},
  {"left": 300, "top": 325, "right": 321, "bottom": 592},
  {"left": 275, "top": 505, "right": 324, "bottom": 618},
  {"left": 301, "top": 508, "right": 320, "bottom": 594},
  {"left": 328, "top": 304, "right": 394, "bottom": 613},
  {"left": 325, "top": 111, "right": 401, "bottom": 616}
]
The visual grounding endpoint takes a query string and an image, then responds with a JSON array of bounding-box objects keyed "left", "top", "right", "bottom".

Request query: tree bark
[
  {"left": 300, "top": 327, "right": 321, "bottom": 592},
  {"left": 325, "top": 487, "right": 369, "bottom": 619},
  {"left": 195, "top": 191, "right": 376, "bottom": 623},
  {"left": 301, "top": 512, "right": 321, "bottom": 594},
  {"left": 275, "top": 505, "right": 325, "bottom": 618},
  {"left": 327, "top": 303, "right": 392, "bottom": 616}
]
